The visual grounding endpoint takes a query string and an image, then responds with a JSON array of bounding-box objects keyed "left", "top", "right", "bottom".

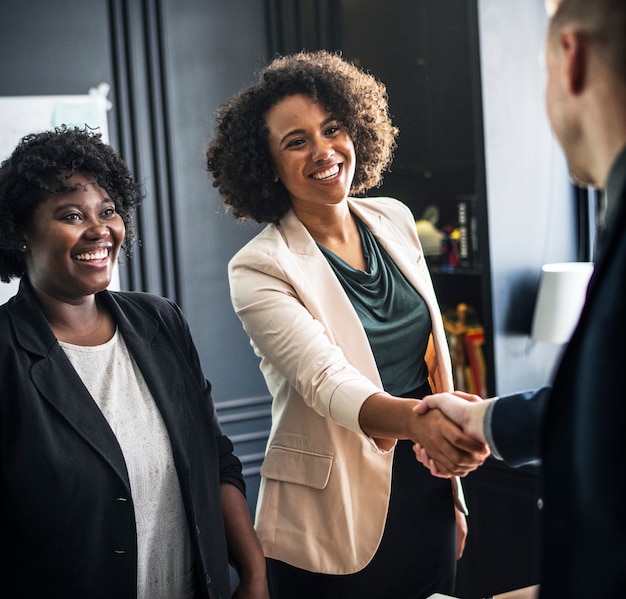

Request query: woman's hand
[
  {"left": 232, "top": 577, "right": 271, "bottom": 599},
  {"left": 220, "top": 484, "right": 270, "bottom": 599},
  {"left": 412, "top": 392, "right": 494, "bottom": 476},
  {"left": 410, "top": 405, "right": 490, "bottom": 477}
]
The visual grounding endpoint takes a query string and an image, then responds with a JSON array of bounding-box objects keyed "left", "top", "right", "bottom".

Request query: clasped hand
[{"left": 412, "top": 391, "right": 491, "bottom": 478}]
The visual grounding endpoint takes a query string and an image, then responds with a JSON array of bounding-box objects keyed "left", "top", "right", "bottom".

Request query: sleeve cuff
[
  {"left": 483, "top": 398, "right": 503, "bottom": 460},
  {"left": 327, "top": 378, "right": 382, "bottom": 434}
]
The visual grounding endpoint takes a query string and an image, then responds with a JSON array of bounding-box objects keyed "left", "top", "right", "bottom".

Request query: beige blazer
[{"left": 228, "top": 196, "right": 465, "bottom": 574}]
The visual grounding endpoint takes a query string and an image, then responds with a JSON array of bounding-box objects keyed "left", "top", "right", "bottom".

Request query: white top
[{"left": 60, "top": 330, "right": 195, "bottom": 599}]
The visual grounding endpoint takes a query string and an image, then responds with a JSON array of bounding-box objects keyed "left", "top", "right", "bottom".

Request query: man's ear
[{"left": 560, "top": 28, "right": 587, "bottom": 94}]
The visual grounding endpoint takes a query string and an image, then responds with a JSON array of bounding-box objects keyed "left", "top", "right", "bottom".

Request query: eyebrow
[
  {"left": 278, "top": 116, "right": 337, "bottom": 146},
  {"left": 50, "top": 198, "right": 115, "bottom": 214}
]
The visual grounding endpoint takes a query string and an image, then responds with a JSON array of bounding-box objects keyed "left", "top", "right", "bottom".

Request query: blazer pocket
[{"left": 261, "top": 445, "right": 333, "bottom": 489}]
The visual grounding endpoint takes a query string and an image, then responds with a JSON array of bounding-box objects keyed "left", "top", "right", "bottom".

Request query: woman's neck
[
  {"left": 294, "top": 203, "right": 367, "bottom": 270},
  {"left": 33, "top": 288, "right": 115, "bottom": 346},
  {"left": 293, "top": 201, "right": 355, "bottom": 244}
]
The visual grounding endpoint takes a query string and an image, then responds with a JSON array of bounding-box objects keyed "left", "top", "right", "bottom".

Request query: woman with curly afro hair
[
  {"left": 0, "top": 127, "right": 269, "bottom": 599},
  {"left": 0, "top": 126, "right": 141, "bottom": 283},
  {"left": 206, "top": 51, "right": 488, "bottom": 599}
]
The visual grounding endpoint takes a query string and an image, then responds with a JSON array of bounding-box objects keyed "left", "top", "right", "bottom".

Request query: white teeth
[
  {"left": 311, "top": 165, "right": 340, "bottom": 180},
  {"left": 75, "top": 249, "right": 108, "bottom": 261}
]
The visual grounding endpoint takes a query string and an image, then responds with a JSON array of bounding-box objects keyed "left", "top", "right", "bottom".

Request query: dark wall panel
[
  {"left": 160, "top": 0, "right": 269, "bottom": 404},
  {"left": 0, "top": 0, "right": 272, "bottom": 509},
  {"left": 0, "top": 0, "right": 114, "bottom": 97}
]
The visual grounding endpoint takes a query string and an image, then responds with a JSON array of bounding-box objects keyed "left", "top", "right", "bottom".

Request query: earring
[{"left": 20, "top": 243, "right": 28, "bottom": 252}]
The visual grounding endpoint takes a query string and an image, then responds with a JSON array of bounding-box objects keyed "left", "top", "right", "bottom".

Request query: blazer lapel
[
  {"left": 31, "top": 348, "right": 131, "bottom": 487},
  {"left": 349, "top": 200, "right": 429, "bottom": 296},
  {"left": 10, "top": 282, "right": 130, "bottom": 488},
  {"left": 279, "top": 210, "right": 383, "bottom": 386}
]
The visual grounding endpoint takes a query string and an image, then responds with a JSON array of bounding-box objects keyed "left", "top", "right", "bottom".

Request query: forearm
[
  {"left": 220, "top": 483, "right": 268, "bottom": 595},
  {"left": 358, "top": 391, "right": 418, "bottom": 450},
  {"left": 360, "top": 392, "right": 488, "bottom": 476}
]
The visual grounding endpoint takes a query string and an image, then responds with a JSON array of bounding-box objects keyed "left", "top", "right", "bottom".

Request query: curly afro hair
[
  {"left": 206, "top": 50, "right": 399, "bottom": 224},
  {"left": 0, "top": 126, "right": 143, "bottom": 283}
]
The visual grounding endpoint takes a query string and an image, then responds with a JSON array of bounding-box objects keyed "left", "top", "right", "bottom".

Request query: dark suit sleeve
[{"left": 490, "top": 386, "right": 551, "bottom": 467}]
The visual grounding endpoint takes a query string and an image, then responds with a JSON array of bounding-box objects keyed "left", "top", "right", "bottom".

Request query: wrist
[{"left": 467, "top": 399, "right": 492, "bottom": 443}]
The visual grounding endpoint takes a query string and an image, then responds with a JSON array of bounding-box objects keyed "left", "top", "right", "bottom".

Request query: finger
[
  {"left": 445, "top": 427, "right": 490, "bottom": 455},
  {"left": 436, "top": 413, "right": 489, "bottom": 455},
  {"left": 413, "top": 443, "right": 455, "bottom": 478},
  {"left": 436, "top": 435, "right": 489, "bottom": 473},
  {"left": 452, "top": 390, "right": 483, "bottom": 402},
  {"left": 423, "top": 441, "right": 483, "bottom": 476},
  {"left": 413, "top": 399, "right": 430, "bottom": 414},
  {"left": 412, "top": 446, "right": 430, "bottom": 468},
  {"left": 412, "top": 392, "right": 455, "bottom": 413},
  {"left": 412, "top": 442, "right": 426, "bottom": 462},
  {"left": 428, "top": 458, "right": 452, "bottom": 479}
]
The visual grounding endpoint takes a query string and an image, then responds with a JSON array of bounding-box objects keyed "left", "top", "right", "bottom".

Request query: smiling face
[
  {"left": 22, "top": 171, "right": 125, "bottom": 303},
  {"left": 265, "top": 94, "right": 356, "bottom": 213}
]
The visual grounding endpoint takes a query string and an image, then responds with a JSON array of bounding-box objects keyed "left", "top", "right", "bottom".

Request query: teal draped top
[{"left": 318, "top": 216, "right": 431, "bottom": 396}]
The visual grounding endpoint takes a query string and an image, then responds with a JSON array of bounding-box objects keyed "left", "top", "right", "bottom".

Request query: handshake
[{"left": 412, "top": 391, "right": 498, "bottom": 478}]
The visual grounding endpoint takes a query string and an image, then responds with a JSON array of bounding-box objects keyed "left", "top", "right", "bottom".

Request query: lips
[
  {"left": 310, "top": 164, "right": 340, "bottom": 180},
  {"left": 73, "top": 248, "right": 109, "bottom": 261}
]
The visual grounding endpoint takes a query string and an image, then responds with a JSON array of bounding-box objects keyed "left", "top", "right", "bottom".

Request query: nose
[
  {"left": 86, "top": 220, "right": 111, "bottom": 239},
  {"left": 312, "top": 137, "right": 334, "bottom": 162}
]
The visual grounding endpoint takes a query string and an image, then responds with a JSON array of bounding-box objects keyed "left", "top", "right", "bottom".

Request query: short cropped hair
[
  {"left": 0, "top": 126, "right": 143, "bottom": 283},
  {"left": 549, "top": 0, "right": 626, "bottom": 82},
  {"left": 206, "top": 50, "right": 399, "bottom": 224}
]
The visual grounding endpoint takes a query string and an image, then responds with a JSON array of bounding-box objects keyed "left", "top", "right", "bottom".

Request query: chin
[{"left": 568, "top": 165, "right": 595, "bottom": 189}]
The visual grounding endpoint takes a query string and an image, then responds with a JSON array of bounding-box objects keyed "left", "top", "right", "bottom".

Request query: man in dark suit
[{"left": 414, "top": 0, "right": 626, "bottom": 597}]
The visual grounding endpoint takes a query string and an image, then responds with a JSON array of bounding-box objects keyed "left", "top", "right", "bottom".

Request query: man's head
[{"left": 544, "top": 0, "right": 626, "bottom": 188}]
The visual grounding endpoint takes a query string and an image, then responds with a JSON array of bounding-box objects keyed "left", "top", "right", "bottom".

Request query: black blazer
[
  {"left": 493, "top": 148, "right": 626, "bottom": 598},
  {"left": 0, "top": 280, "right": 243, "bottom": 599}
]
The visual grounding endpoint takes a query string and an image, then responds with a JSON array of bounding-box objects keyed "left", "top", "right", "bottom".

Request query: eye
[
  {"left": 62, "top": 212, "right": 83, "bottom": 222},
  {"left": 285, "top": 137, "right": 306, "bottom": 149},
  {"left": 324, "top": 122, "right": 342, "bottom": 136},
  {"left": 102, "top": 206, "right": 117, "bottom": 218}
]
